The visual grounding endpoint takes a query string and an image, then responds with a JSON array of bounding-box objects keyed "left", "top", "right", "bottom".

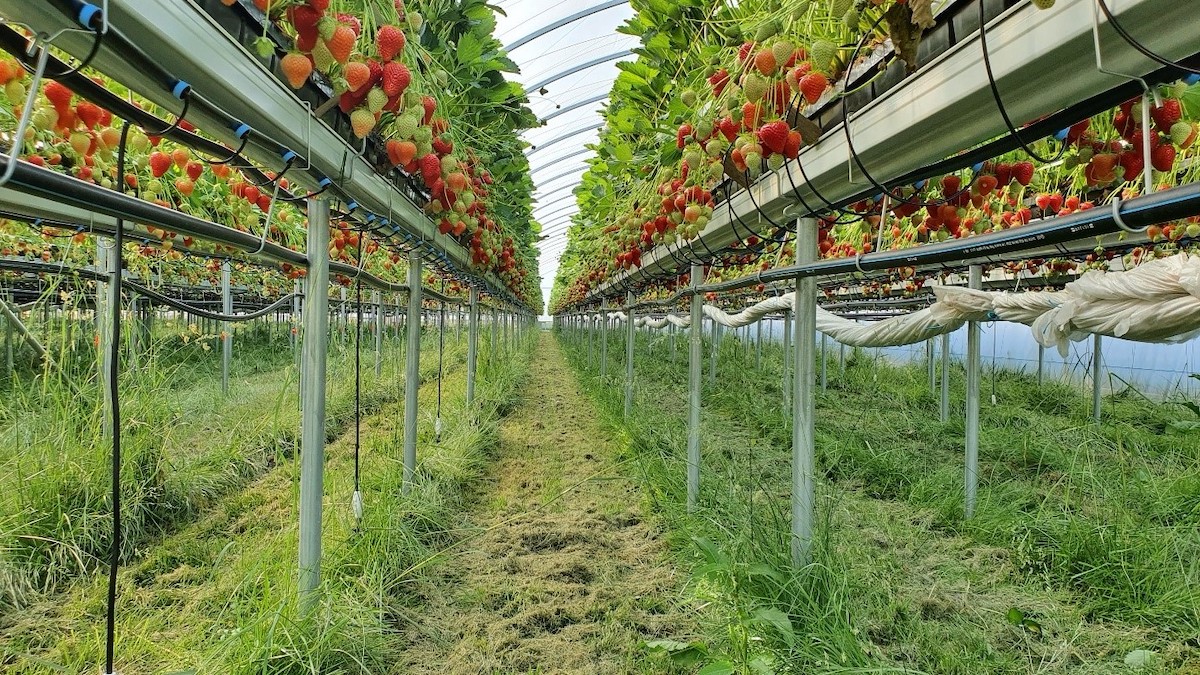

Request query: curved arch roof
[{"left": 494, "top": 0, "right": 637, "bottom": 314}]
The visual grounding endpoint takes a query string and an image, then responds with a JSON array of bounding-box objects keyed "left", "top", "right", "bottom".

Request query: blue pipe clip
[
  {"left": 232, "top": 122, "right": 252, "bottom": 139},
  {"left": 281, "top": 149, "right": 298, "bottom": 163},
  {"left": 75, "top": 2, "right": 102, "bottom": 30},
  {"left": 171, "top": 80, "right": 191, "bottom": 100},
  {"left": 346, "top": 200, "right": 359, "bottom": 213},
  {"left": 1054, "top": 128, "right": 1069, "bottom": 142},
  {"left": 317, "top": 177, "right": 333, "bottom": 189}
]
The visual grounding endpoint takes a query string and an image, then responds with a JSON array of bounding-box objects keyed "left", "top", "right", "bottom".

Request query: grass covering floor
[
  {"left": 394, "top": 332, "right": 698, "bottom": 674},
  {"left": 557, "top": 326, "right": 1200, "bottom": 674}
]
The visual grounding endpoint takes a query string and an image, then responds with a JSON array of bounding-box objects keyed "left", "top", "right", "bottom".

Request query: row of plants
[
  {"left": 0, "top": 0, "right": 542, "bottom": 304},
  {"left": 547, "top": 0, "right": 1200, "bottom": 312},
  {"left": 1, "top": 328, "right": 533, "bottom": 673}
]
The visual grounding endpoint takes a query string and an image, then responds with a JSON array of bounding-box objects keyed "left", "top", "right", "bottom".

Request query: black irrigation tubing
[
  {"left": 104, "top": 118, "right": 132, "bottom": 675},
  {"left": 353, "top": 279, "right": 362, "bottom": 529},
  {"left": 1097, "top": 0, "right": 1200, "bottom": 76},
  {"left": 976, "top": 0, "right": 1067, "bottom": 165},
  {"left": 124, "top": 283, "right": 299, "bottom": 322},
  {"left": 0, "top": 26, "right": 292, "bottom": 200}
]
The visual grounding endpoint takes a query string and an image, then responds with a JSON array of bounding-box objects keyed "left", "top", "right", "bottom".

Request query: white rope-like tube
[{"left": 598, "top": 253, "right": 1200, "bottom": 351}]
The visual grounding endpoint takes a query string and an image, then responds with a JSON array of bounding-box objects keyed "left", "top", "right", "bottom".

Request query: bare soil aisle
[{"left": 396, "top": 332, "right": 693, "bottom": 674}]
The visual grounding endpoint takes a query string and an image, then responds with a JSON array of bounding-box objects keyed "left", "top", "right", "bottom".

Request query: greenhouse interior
[{"left": 0, "top": 0, "right": 1196, "bottom": 673}]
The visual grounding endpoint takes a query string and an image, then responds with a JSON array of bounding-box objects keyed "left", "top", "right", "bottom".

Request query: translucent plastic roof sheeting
[{"left": 493, "top": 0, "right": 637, "bottom": 313}]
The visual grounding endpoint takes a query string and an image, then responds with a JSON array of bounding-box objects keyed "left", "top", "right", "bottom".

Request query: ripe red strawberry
[
  {"left": 1151, "top": 99, "right": 1182, "bottom": 132},
  {"left": 393, "top": 139, "right": 417, "bottom": 166},
  {"left": 1012, "top": 161, "right": 1034, "bottom": 186},
  {"left": 432, "top": 136, "right": 453, "bottom": 156},
  {"left": 798, "top": 72, "right": 827, "bottom": 105},
  {"left": 1118, "top": 150, "right": 1144, "bottom": 181},
  {"left": 708, "top": 68, "right": 730, "bottom": 97},
  {"left": 344, "top": 61, "right": 371, "bottom": 92},
  {"left": 421, "top": 95, "right": 437, "bottom": 124},
  {"left": 75, "top": 101, "right": 102, "bottom": 129},
  {"left": 676, "top": 123, "right": 692, "bottom": 149},
  {"left": 741, "top": 102, "right": 762, "bottom": 130},
  {"left": 941, "top": 174, "right": 961, "bottom": 197},
  {"left": 420, "top": 152, "right": 441, "bottom": 183},
  {"left": 336, "top": 12, "right": 362, "bottom": 36},
  {"left": 753, "top": 49, "right": 777, "bottom": 76},
  {"left": 185, "top": 161, "right": 203, "bottom": 181},
  {"left": 756, "top": 120, "right": 789, "bottom": 155},
  {"left": 287, "top": 5, "right": 322, "bottom": 40},
  {"left": 1086, "top": 153, "right": 1118, "bottom": 185},
  {"left": 376, "top": 24, "right": 405, "bottom": 60},
  {"left": 737, "top": 41, "right": 755, "bottom": 63},
  {"left": 149, "top": 151, "right": 170, "bottom": 178},
  {"left": 718, "top": 117, "right": 738, "bottom": 142},
  {"left": 994, "top": 162, "right": 1012, "bottom": 186},
  {"left": 338, "top": 87, "right": 366, "bottom": 113},
  {"left": 326, "top": 25, "right": 355, "bottom": 64},
  {"left": 1151, "top": 143, "right": 1176, "bottom": 172},
  {"left": 972, "top": 174, "right": 998, "bottom": 196},
  {"left": 381, "top": 61, "right": 410, "bottom": 96},
  {"left": 281, "top": 51, "right": 313, "bottom": 88},
  {"left": 783, "top": 130, "right": 802, "bottom": 159},
  {"left": 44, "top": 80, "right": 73, "bottom": 117}
]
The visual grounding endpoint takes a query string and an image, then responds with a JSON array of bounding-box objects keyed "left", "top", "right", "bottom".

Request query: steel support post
[
  {"left": 373, "top": 290, "right": 383, "bottom": 377},
  {"left": 839, "top": 342, "right": 845, "bottom": 372},
  {"left": 292, "top": 279, "right": 301, "bottom": 356},
  {"left": 624, "top": 291, "right": 635, "bottom": 420},
  {"left": 1092, "top": 333, "right": 1103, "bottom": 422},
  {"left": 792, "top": 218, "right": 818, "bottom": 567},
  {"left": 940, "top": 331, "right": 951, "bottom": 422},
  {"left": 298, "top": 199, "right": 330, "bottom": 613},
  {"left": 587, "top": 312, "right": 594, "bottom": 367},
  {"left": 709, "top": 319, "right": 720, "bottom": 384},
  {"left": 4, "top": 292, "right": 13, "bottom": 374},
  {"left": 755, "top": 319, "right": 763, "bottom": 370},
  {"left": 221, "top": 260, "right": 232, "bottom": 394},
  {"left": 403, "top": 250, "right": 422, "bottom": 494},
  {"left": 687, "top": 264, "right": 703, "bottom": 513},
  {"left": 1037, "top": 344, "right": 1045, "bottom": 385},
  {"left": 339, "top": 286, "right": 348, "bottom": 342},
  {"left": 466, "top": 287, "right": 480, "bottom": 407},
  {"left": 820, "top": 334, "right": 827, "bottom": 390},
  {"left": 964, "top": 265, "right": 982, "bottom": 519},
  {"left": 97, "top": 242, "right": 115, "bottom": 436},
  {"left": 927, "top": 338, "right": 936, "bottom": 391},
  {"left": 782, "top": 309, "right": 792, "bottom": 415},
  {"left": 600, "top": 301, "right": 608, "bottom": 380}
]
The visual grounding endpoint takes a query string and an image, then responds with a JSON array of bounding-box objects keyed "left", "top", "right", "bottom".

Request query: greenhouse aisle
[{"left": 396, "top": 332, "right": 692, "bottom": 673}]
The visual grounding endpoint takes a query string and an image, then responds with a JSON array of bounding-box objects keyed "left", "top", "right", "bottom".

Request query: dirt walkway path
[{"left": 396, "top": 332, "right": 691, "bottom": 674}]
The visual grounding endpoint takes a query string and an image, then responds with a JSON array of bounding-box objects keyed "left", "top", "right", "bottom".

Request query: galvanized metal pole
[
  {"left": 466, "top": 287, "right": 479, "bottom": 407},
  {"left": 403, "top": 251, "right": 422, "bottom": 494},
  {"left": 221, "top": 260, "right": 232, "bottom": 394},
  {"left": 1037, "top": 344, "right": 1045, "bottom": 385},
  {"left": 708, "top": 318, "right": 720, "bottom": 384},
  {"left": 782, "top": 309, "right": 792, "bottom": 414},
  {"left": 687, "top": 264, "right": 703, "bottom": 512},
  {"left": 600, "top": 301, "right": 608, "bottom": 380},
  {"left": 792, "top": 218, "right": 818, "bottom": 566},
  {"left": 624, "top": 291, "right": 635, "bottom": 420},
  {"left": 964, "top": 265, "right": 982, "bottom": 519},
  {"left": 927, "top": 338, "right": 936, "bottom": 391},
  {"left": 373, "top": 290, "right": 383, "bottom": 377},
  {"left": 298, "top": 199, "right": 330, "bottom": 613},
  {"left": 4, "top": 292, "right": 13, "bottom": 374},
  {"left": 292, "top": 279, "right": 301, "bottom": 356},
  {"left": 1092, "top": 333, "right": 1103, "bottom": 422},
  {"left": 820, "top": 334, "right": 827, "bottom": 390},
  {"left": 587, "top": 311, "right": 594, "bottom": 367},
  {"left": 940, "top": 332, "right": 950, "bottom": 422},
  {"left": 755, "top": 319, "right": 763, "bottom": 369},
  {"left": 96, "top": 242, "right": 115, "bottom": 436}
]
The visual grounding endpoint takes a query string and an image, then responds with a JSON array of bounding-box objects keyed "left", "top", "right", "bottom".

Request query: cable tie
[
  {"left": 77, "top": 2, "right": 102, "bottom": 29},
  {"left": 1110, "top": 196, "right": 1144, "bottom": 233},
  {"left": 232, "top": 123, "right": 251, "bottom": 139},
  {"left": 170, "top": 80, "right": 191, "bottom": 100}
]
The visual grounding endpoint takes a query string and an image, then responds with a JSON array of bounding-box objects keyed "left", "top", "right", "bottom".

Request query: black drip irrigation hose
[
  {"left": 1096, "top": 0, "right": 1200, "bottom": 76},
  {"left": 977, "top": 0, "right": 1067, "bottom": 164},
  {"left": 353, "top": 280, "right": 362, "bottom": 529},
  {"left": 435, "top": 280, "right": 445, "bottom": 444},
  {"left": 104, "top": 118, "right": 131, "bottom": 675}
]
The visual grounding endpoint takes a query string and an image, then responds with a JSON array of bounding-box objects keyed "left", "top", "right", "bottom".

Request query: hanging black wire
[
  {"left": 21, "top": 29, "right": 104, "bottom": 80},
  {"left": 435, "top": 279, "right": 446, "bottom": 443},
  {"left": 104, "top": 118, "right": 132, "bottom": 675},
  {"left": 353, "top": 280, "right": 362, "bottom": 529},
  {"left": 1095, "top": 0, "right": 1200, "bottom": 75},
  {"left": 977, "top": 0, "right": 1068, "bottom": 164}
]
